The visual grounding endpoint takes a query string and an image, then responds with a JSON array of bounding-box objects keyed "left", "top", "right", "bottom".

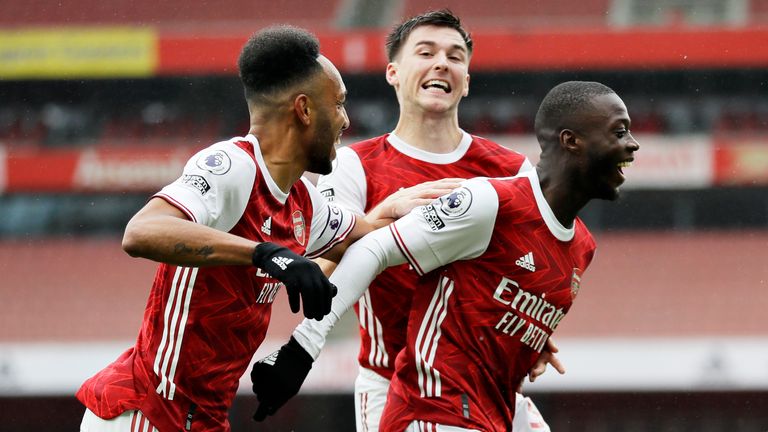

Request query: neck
[
  {"left": 248, "top": 121, "right": 306, "bottom": 194},
  {"left": 536, "top": 162, "right": 589, "bottom": 228},
  {"left": 392, "top": 109, "right": 463, "bottom": 153}
]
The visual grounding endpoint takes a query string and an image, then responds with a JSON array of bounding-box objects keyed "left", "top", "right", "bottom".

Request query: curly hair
[
  {"left": 385, "top": 9, "right": 473, "bottom": 62},
  {"left": 238, "top": 25, "right": 322, "bottom": 101}
]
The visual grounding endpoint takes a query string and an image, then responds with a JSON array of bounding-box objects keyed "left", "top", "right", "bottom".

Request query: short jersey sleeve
[
  {"left": 302, "top": 177, "right": 357, "bottom": 258},
  {"left": 154, "top": 141, "right": 256, "bottom": 232},
  {"left": 315, "top": 146, "right": 367, "bottom": 215},
  {"left": 388, "top": 177, "right": 499, "bottom": 276}
]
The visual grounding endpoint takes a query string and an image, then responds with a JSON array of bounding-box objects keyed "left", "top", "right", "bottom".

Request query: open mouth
[
  {"left": 422, "top": 79, "right": 451, "bottom": 93},
  {"left": 616, "top": 159, "right": 633, "bottom": 177}
]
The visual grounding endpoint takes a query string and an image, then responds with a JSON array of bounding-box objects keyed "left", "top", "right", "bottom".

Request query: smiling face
[
  {"left": 305, "top": 55, "right": 349, "bottom": 174},
  {"left": 385, "top": 25, "right": 470, "bottom": 115},
  {"left": 574, "top": 93, "right": 640, "bottom": 200}
]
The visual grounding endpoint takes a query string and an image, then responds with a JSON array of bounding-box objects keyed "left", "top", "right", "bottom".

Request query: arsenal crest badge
[
  {"left": 292, "top": 210, "right": 306, "bottom": 246},
  {"left": 570, "top": 268, "right": 583, "bottom": 300}
]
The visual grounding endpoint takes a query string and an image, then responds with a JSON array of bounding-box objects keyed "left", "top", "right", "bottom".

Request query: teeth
[
  {"left": 617, "top": 161, "right": 632, "bottom": 168},
  {"left": 424, "top": 80, "right": 450, "bottom": 90}
]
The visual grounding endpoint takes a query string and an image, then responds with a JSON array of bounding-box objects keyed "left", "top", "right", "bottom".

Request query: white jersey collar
[
  {"left": 525, "top": 169, "right": 575, "bottom": 242},
  {"left": 386, "top": 130, "right": 472, "bottom": 164},
  {"left": 244, "top": 134, "right": 289, "bottom": 204}
]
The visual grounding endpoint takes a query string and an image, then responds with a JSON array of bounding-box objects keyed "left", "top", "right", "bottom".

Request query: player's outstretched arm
[
  {"left": 250, "top": 336, "right": 313, "bottom": 421},
  {"left": 319, "top": 178, "right": 464, "bottom": 264},
  {"left": 365, "top": 178, "right": 464, "bottom": 229},
  {"left": 251, "top": 226, "right": 407, "bottom": 421}
]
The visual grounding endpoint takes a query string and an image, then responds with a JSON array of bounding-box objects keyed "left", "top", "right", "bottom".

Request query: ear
[
  {"left": 293, "top": 94, "right": 312, "bottom": 126},
  {"left": 560, "top": 129, "right": 581, "bottom": 154},
  {"left": 462, "top": 73, "right": 470, "bottom": 98},
  {"left": 385, "top": 62, "right": 399, "bottom": 87}
]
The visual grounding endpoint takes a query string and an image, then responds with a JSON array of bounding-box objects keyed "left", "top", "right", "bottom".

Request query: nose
[
  {"left": 433, "top": 52, "right": 449, "bottom": 71},
  {"left": 341, "top": 106, "right": 350, "bottom": 131},
  {"left": 627, "top": 132, "right": 640, "bottom": 152}
]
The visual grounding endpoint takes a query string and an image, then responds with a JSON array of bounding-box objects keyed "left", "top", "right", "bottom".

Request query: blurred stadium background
[{"left": 1, "top": 0, "right": 768, "bottom": 430}]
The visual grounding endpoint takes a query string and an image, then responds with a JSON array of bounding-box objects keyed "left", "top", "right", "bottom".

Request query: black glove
[
  {"left": 251, "top": 336, "right": 314, "bottom": 421},
  {"left": 252, "top": 242, "right": 337, "bottom": 320}
]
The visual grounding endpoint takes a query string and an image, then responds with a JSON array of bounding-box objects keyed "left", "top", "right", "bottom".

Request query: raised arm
[{"left": 317, "top": 177, "right": 463, "bottom": 264}]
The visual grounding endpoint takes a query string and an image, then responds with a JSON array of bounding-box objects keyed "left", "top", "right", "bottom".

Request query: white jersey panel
[
  {"left": 389, "top": 178, "right": 499, "bottom": 276},
  {"left": 155, "top": 139, "right": 256, "bottom": 232},
  {"left": 518, "top": 157, "right": 535, "bottom": 174},
  {"left": 301, "top": 176, "right": 358, "bottom": 258},
  {"left": 293, "top": 226, "right": 408, "bottom": 359},
  {"left": 316, "top": 146, "right": 367, "bottom": 215}
]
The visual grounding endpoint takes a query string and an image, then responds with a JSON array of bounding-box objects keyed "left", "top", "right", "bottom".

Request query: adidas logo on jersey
[
  {"left": 515, "top": 252, "right": 536, "bottom": 272},
  {"left": 271, "top": 256, "right": 294, "bottom": 270},
  {"left": 261, "top": 217, "right": 272, "bottom": 235}
]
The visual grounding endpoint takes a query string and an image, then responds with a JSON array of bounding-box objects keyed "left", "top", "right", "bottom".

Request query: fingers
[
  {"left": 419, "top": 178, "right": 466, "bottom": 187},
  {"left": 549, "top": 354, "right": 566, "bottom": 375},
  {"left": 544, "top": 337, "right": 566, "bottom": 374},
  {"left": 400, "top": 179, "right": 465, "bottom": 197},
  {"left": 528, "top": 349, "right": 567, "bottom": 383},
  {"left": 252, "top": 401, "right": 277, "bottom": 421},
  {"left": 545, "top": 337, "right": 559, "bottom": 353},
  {"left": 300, "top": 280, "right": 335, "bottom": 320},
  {"left": 528, "top": 360, "right": 547, "bottom": 382},
  {"left": 286, "top": 285, "right": 301, "bottom": 313}
]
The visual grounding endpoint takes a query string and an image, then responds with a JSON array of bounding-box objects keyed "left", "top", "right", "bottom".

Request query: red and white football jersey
[
  {"left": 76, "top": 135, "right": 356, "bottom": 432},
  {"left": 317, "top": 132, "right": 531, "bottom": 379},
  {"left": 379, "top": 171, "right": 596, "bottom": 432}
]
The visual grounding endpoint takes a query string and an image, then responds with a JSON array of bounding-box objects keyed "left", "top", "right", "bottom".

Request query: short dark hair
[
  {"left": 238, "top": 25, "right": 322, "bottom": 101},
  {"left": 534, "top": 81, "right": 616, "bottom": 139},
  {"left": 385, "top": 9, "right": 473, "bottom": 62}
]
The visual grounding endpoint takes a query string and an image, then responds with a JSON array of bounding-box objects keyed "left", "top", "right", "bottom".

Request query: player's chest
[
  {"left": 235, "top": 201, "right": 310, "bottom": 253},
  {"left": 453, "top": 236, "right": 583, "bottom": 311},
  {"left": 362, "top": 156, "right": 514, "bottom": 205}
]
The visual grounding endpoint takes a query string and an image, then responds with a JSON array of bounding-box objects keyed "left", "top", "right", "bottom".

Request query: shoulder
[
  {"left": 574, "top": 218, "right": 597, "bottom": 248},
  {"left": 470, "top": 135, "right": 527, "bottom": 158},
  {"left": 345, "top": 135, "right": 387, "bottom": 155},
  {"left": 191, "top": 137, "right": 257, "bottom": 174}
]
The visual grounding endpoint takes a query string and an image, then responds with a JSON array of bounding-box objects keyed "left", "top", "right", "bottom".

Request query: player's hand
[
  {"left": 252, "top": 242, "right": 337, "bottom": 320},
  {"left": 529, "top": 337, "right": 566, "bottom": 382},
  {"left": 365, "top": 178, "right": 465, "bottom": 228},
  {"left": 251, "top": 337, "right": 314, "bottom": 421}
]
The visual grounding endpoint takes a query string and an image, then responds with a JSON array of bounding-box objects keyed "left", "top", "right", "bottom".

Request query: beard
[
  {"left": 582, "top": 153, "right": 623, "bottom": 202},
  {"left": 305, "top": 111, "right": 336, "bottom": 175},
  {"left": 306, "top": 151, "right": 333, "bottom": 175}
]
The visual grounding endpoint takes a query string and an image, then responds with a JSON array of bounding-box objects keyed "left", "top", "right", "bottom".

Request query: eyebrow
[{"left": 413, "top": 40, "right": 467, "bottom": 54}]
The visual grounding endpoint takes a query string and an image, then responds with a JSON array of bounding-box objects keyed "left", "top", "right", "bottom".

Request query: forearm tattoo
[{"left": 174, "top": 242, "right": 214, "bottom": 258}]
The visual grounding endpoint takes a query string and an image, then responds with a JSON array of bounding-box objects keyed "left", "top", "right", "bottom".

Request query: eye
[{"left": 615, "top": 129, "right": 628, "bottom": 138}]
